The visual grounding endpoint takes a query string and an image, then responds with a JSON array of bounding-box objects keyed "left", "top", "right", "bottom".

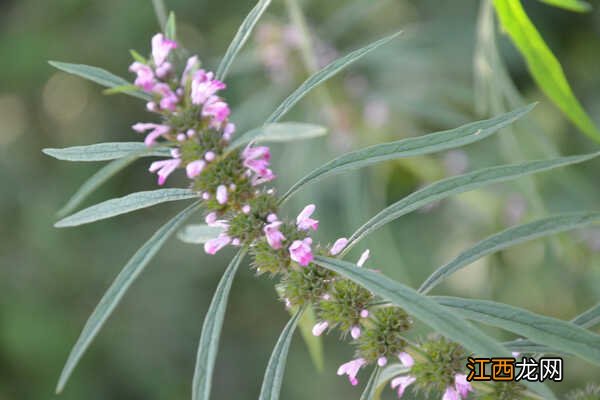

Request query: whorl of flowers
[{"left": 128, "top": 33, "right": 498, "bottom": 399}]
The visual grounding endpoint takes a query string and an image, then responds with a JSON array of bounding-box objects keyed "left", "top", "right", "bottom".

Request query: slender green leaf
[
  {"left": 130, "top": 49, "right": 147, "bottom": 64},
  {"left": 346, "top": 152, "right": 600, "bottom": 251},
  {"left": 152, "top": 0, "right": 168, "bottom": 28},
  {"left": 192, "top": 250, "right": 245, "bottom": 400},
  {"left": 228, "top": 122, "right": 327, "bottom": 149},
  {"left": 165, "top": 11, "right": 176, "bottom": 40},
  {"left": 48, "top": 61, "right": 151, "bottom": 101},
  {"left": 314, "top": 257, "right": 556, "bottom": 399},
  {"left": 419, "top": 212, "right": 600, "bottom": 294},
  {"left": 43, "top": 142, "right": 170, "bottom": 162},
  {"left": 313, "top": 256, "right": 507, "bottom": 357},
  {"left": 177, "top": 224, "right": 224, "bottom": 244},
  {"left": 56, "top": 202, "right": 201, "bottom": 393},
  {"left": 281, "top": 105, "right": 535, "bottom": 203},
  {"left": 360, "top": 367, "right": 381, "bottom": 400},
  {"left": 493, "top": 0, "right": 600, "bottom": 143},
  {"left": 536, "top": 0, "right": 591, "bottom": 12},
  {"left": 373, "top": 364, "right": 410, "bottom": 400},
  {"left": 295, "top": 305, "right": 324, "bottom": 372},
  {"left": 102, "top": 84, "right": 141, "bottom": 96},
  {"left": 216, "top": 0, "right": 272, "bottom": 80},
  {"left": 433, "top": 296, "right": 600, "bottom": 365},
  {"left": 55, "top": 189, "right": 197, "bottom": 227},
  {"left": 258, "top": 308, "right": 303, "bottom": 400},
  {"left": 57, "top": 156, "right": 138, "bottom": 218},
  {"left": 266, "top": 32, "right": 401, "bottom": 123},
  {"left": 504, "top": 302, "right": 600, "bottom": 353}
]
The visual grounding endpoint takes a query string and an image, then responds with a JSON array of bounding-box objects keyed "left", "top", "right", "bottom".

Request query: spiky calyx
[
  {"left": 317, "top": 279, "right": 373, "bottom": 335},
  {"left": 355, "top": 306, "right": 412, "bottom": 362}
]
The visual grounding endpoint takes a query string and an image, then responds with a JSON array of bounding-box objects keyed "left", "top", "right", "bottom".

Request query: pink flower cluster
[{"left": 129, "top": 33, "right": 233, "bottom": 185}]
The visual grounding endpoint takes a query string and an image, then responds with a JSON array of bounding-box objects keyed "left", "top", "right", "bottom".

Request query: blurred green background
[{"left": 1, "top": 0, "right": 599, "bottom": 399}]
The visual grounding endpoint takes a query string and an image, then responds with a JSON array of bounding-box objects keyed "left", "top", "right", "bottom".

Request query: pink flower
[
  {"left": 152, "top": 33, "right": 177, "bottom": 66},
  {"left": 204, "top": 212, "right": 229, "bottom": 228},
  {"left": 360, "top": 309, "right": 369, "bottom": 318},
  {"left": 186, "top": 160, "right": 206, "bottom": 178},
  {"left": 191, "top": 69, "right": 226, "bottom": 104},
  {"left": 442, "top": 387, "right": 459, "bottom": 400},
  {"left": 204, "top": 234, "right": 231, "bottom": 255},
  {"left": 132, "top": 123, "right": 170, "bottom": 146},
  {"left": 155, "top": 61, "right": 172, "bottom": 78},
  {"left": 181, "top": 55, "right": 199, "bottom": 85},
  {"left": 390, "top": 376, "right": 416, "bottom": 398},
  {"left": 289, "top": 237, "right": 313, "bottom": 266},
  {"left": 350, "top": 326, "right": 361, "bottom": 339},
  {"left": 202, "top": 95, "right": 230, "bottom": 126},
  {"left": 337, "top": 358, "right": 367, "bottom": 386},
  {"left": 251, "top": 169, "right": 275, "bottom": 186},
  {"left": 216, "top": 185, "right": 228, "bottom": 204},
  {"left": 153, "top": 83, "right": 179, "bottom": 111},
  {"left": 296, "top": 204, "right": 319, "bottom": 231},
  {"left": 454, "top": 374, "right": 473, "bottom": 398},
  {"left": 264, "top": 220, "right": 286, "bottom": 249},
  {"left": 330, "top": 237, "right": 348, "bottom": 255},
  {"left": 242, "top": 144, "right": 275, "bottom": 185},
  {"left": 377, "top": 357, "right": 388, "bottom": 367},
  {"left": 398, "top": 352, "right": 414, "bottom": 368},
  {"left": 357, "top": 249, "right": 370, "bottom": 267},
  {"left": 223, "top": 122, "right": 235, "bottom": 141},
  {"left": 129, "top": 62, "right": 155, "bottom": 91},
  {"left": 312, "top": 321, "right": 329, "bottom": 336},
  {"left": 149, "top": 158, "right": 181, "bottom": 185}
]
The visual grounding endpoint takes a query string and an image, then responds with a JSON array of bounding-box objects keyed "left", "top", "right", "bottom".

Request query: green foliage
[
  {"left": 265, "top": 31, "right": 402, "bottom": 123},
  {"left": 192, "top": 250, "right": 246, "bottom": 400},
  {"left": 56, "top": 202, "right": 201, "bottom": 393},
  {"left": 258, "top": 308, "right": 303, "bottom": 400},
  {"left": 493, "top": 0, "right": 600, "bottom": 143},
  {"left": 346, "top": 152, "right": 600, "bottom": 251},
  {"left": 356, "top": 307, "right": 412, "bottom": 362},
  {"left": 536, "top": 0, "right": 591, "bottom": 13},
  {"left": 48, "top": 61, "right": 152, "bottom": 101},
  {"left": 318, "top": 279, "right": 374, "bottom": 334},
  {"left": 177, "top": 224, "right": 224, "bottom": 244},
  {"left": 43, "top": 142, "right": 170, "bottom": 162},
  {"left": 216, "top": 0, "right": 272, "bottom": 80},
  {"left": 55, "top": 189, "right": 197, "bottom": 227},
  {"left": 228, "top": 122, "right": 327, "bottom": 149},
  {"left": 280, "top": 105, "right": 535, "bottom": 203},
  {"left": 435, "top": 296, "right": 600, "bottom": 365},
  {"left": 419, "top": 212, "right": 600, "bottom": 294}
]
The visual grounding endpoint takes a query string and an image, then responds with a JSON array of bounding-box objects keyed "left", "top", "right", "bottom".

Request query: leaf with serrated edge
[
  {"left": 55, "top": 189, "right": 197, "bottom": 228},
  {"left": 258, "top": 308, "right": 303, "bottom": 400},
  {"left": 228, "top": 122, "right": 327, "bottom": 149},
  {"left": 266, "top": 32, "right": 401, "bottom": 123},
  {"left": 177, "top": 224, "right": 224, "bottom": 244},
  {"left": 216, "top": 0, "right": 271, "bottom": 80},
  {"left": 419, "top": 212, "right": 600, "bottom": 294},
  {"left": 43, "top": 142, "right": 170, "bottom": 162},
  {"left": 281, "top": 105, "right": 535, "bottom": 203},
  {"left": 48, "top": 61, "right": 151, "bottom": 101},
  {"left": 434, "top": 296, "right": 600, "bottom": 366},
  {"left": 345, "top": 152, "right": 600, "bottom": 251},
  {"left": 56, "top": 202, "right": 201, "bottom": 393},
  {"left": 192, "top": 250, "right": 245, "bottom": 400}
]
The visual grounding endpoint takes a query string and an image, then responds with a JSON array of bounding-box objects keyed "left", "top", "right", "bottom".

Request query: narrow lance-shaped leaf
[
  {"left": 165, "top": 11, "right": 176, "bottom": 40},
  {"left": 504, "top": 302, "right": 600, "bottom": 353},
  {"left": 228, "top": 122, "right": 327, "bottom": 150},
  {"left": 55, "top": 189, "right": 197, "bottom": 228},
  {"left": 48, "top": 61, "right": 151, "bottom": 101},
  {"left": 280, "top": 104, "right": 535, "bottom": 203},
  {"left": 360, "top": 367, "right": 381, "bottom": 400},
  {"left": 216, "top": 0, "right": 272, "bottom": 80},
  {"left": 493, "top": 0, "right": 600, "bottom": 143},
  {"left": 433, "top": 296, "right": 600, "bottom": 366},
  {"left": 536, "top": 0, "right": 591, "bottom": 13},
  {"left": 57, "top": 156, "right": 138, "bottom": 218},
  {"left": 313, "top": 256, "right": 507, "bottom": 357},
  {"left": 266, "top": 32, "right": 402, "bottom": 123},
  {"left": 43, "top": 142, "right": 170, "bottom": 162},
  {"left": 56, "top": 201, "right": 201, "bottom": 393},
  {"left": 314, "top": 256, "right": 556, "bottom": 400},
  {"left": 345, "top": 152, "right": 600, "bottom": 252},
  {"left": 177, "top": 224, "right": 224, "bottom": 244},
  {"left": 419, "top": 212, "right": 600, "bottom": 294},
  {"left": 258, "top": 308, "right": 304, "bottom": 400},
  {"left": 151, "top": 0, "right": 168, "bottom": 29},
  {"left": 192, "top": 250, "right": 246, "bottom": 400}
]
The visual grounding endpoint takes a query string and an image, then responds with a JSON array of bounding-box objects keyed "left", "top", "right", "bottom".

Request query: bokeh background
[{"left": 1, "top": 0, "right": 599, "bottom": 399}]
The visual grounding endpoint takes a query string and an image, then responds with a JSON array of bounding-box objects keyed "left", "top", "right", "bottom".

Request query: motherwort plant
[{"left": 45, "top": 2, "right": 600, "bottom": 400}]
